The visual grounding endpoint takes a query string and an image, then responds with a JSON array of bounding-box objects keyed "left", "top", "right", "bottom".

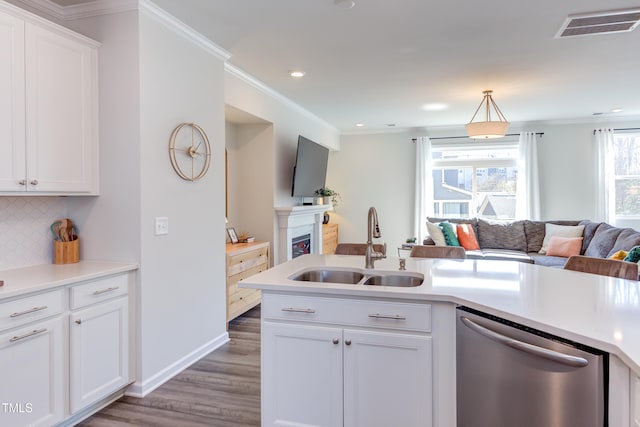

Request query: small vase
[{"left": 323, "top": 212, "right": 330, "bottom": 224}]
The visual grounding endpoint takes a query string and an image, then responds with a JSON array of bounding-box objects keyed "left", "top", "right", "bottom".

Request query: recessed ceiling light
[
  {"left": 421, "top": 103, "right": 449, "bottom": 111},
  {"left": 334, "top": 0, "right": 355, "bottom": 9},
  {"left": 289, "top": 70, "right": 305, "bottom": 78},
  {"left": 611, "top": 108, "right": 624, "bottom": 113},
  {"left": 355, "top": 123, "right": 364, "bottom": 127}
]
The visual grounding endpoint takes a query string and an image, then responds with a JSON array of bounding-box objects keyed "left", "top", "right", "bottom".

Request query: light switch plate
[{"left": 154, "top": 217, "right": 169, "bottom": 235}]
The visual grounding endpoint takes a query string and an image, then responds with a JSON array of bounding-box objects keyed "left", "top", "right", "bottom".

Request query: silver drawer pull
[
  {"left": 10, "top": 306, "right": 48, "bottom": 318},
  {"left": 368, "top": 313, "right": 407, "bottom": 320},
  {"left": 93, "top": 286, "right": 119, "bottom": 295},
  {"left": 10, "top": 328, "right": 47, "bottom": 343},
  {"left": 281, "top": 307, "right": 316, "bottom": 314}
]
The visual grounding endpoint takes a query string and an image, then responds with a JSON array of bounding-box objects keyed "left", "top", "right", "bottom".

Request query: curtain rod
[
  {"left": 593, "top": 127, "right": 640, "bottom": 134},
  {"left": 411, "top": 132, "right": 544, "bottom": 142}
]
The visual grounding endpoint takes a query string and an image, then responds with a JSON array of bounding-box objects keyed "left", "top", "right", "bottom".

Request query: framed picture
[{"left": 227, "top": 227, "right": 239, "bottom": 244}]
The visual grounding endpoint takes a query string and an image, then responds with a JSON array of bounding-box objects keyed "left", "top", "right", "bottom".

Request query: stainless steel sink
[
  {"left": 363, "top": 274, "right": 423, "bottom": 287},
  {"left": 291, "top": 269, "right": 365, "bottom": 284}
]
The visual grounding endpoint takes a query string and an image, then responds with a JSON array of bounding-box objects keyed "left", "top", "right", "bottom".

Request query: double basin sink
[{"left": 290, "top": 267, "right": 423, "bottom": 287}]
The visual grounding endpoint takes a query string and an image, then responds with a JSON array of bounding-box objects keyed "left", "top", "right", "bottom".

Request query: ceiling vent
[{"left": 556, "top": 8, "right": 640, "bottom": 38}]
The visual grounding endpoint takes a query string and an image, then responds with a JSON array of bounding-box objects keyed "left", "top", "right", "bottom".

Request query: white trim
[
  {"left": 139, "top": 0, "right": 230, "bottom": 61},
  {"left": 62, "top": 0, "right": 137, "bottom": 19},
  {"left": 16, "top": 0, "right": 66, "bottom": 20},
  {"left": 124, "top": 331, "right": 229, "bottom": 398},
  {"left": 225, "top": 63, "right": 340, "bottom": 134}
]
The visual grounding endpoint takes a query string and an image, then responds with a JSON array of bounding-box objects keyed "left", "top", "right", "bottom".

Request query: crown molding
[
  {"left": 225, "top": 63, "right": 340, "bottom": 134},
  {"left": 19, "top": 0, "right": 136, "bottom": 20},
  {"left": 139, "top": 0, "right": 230, "bottom": 62}
]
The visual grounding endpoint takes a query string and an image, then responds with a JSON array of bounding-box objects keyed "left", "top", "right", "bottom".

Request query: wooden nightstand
[
  {"left": 322, "top": 223, "right": 339, "bottom": 254},
  {"left": 226, "top": 241, "right": 269, "bottom": 323}
]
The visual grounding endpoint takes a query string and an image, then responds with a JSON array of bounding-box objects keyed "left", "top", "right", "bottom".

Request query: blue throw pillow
[{"left": 439, "top": 222, "right": 461, "bottom": 246}]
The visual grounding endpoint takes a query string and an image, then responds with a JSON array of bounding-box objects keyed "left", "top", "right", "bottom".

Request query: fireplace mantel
[{"left": 275, "top": 205, "right": 330, "bottom": 264}]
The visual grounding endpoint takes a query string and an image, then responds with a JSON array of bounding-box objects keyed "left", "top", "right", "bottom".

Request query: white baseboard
[{"left": 125, "top": 331, "right": 230, "bottom": 398}]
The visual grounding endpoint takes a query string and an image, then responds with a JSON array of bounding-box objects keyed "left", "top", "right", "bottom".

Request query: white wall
[{"left": 327, "top": 131, "right": 416, "bottom": 250}]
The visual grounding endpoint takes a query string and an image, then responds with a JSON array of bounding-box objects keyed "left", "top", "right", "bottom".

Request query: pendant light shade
[{"left": 465, "top": 90, "right": 510, "bottom": 139}]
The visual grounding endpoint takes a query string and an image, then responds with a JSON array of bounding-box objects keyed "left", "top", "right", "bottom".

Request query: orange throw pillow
[
  {"left": 546, "top": 236, "right": 583, "bottom": 257},
  {"left": 456, "top": 224, "right": 480, "bottom": 250}
]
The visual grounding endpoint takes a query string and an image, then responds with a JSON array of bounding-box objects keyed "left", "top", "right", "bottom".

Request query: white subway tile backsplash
[{"left": 0, "top": 197, "right": 67, "bottom": 270}]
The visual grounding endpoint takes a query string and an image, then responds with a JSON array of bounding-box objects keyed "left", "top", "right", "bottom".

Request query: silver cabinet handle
[
  {"left": 345, "top": 339, "right": 352, "bottom": 346},
  {"left": 10, "top": 328, "right": 47, "bottom": 343},
  {"left": 18, "top": 179, "right": 26, "bottom": 186},
  {"left": 332, "top": 338, "right": 339, "bottom": 345},
  {"left": 30, "top": 179, "right": 38, "bottom": 185},
  {"left": 460, "top": 316, "right": 589, "bottom": 368},
  {"left": 281, "top": 307, "right": 316, "bottom": 314},
  {"left": 368, "top": 313, "right": 406, "bottom": 320},
  {"left": 75, "top": 319, "right": 82, "bottom": 325},
  {"left": 10, "top": 306, "right": 48, "bottom": 318},
  {"left": 93, "top": 286, "right": 119, "bottom": 295}
]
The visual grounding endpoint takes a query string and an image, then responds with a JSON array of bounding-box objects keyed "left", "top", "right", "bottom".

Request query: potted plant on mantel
[{"left": 314, "top": 187, "right": 341, "bottom": 224}]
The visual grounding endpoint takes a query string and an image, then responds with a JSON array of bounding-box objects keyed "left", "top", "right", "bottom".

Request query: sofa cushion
[
  {"left": 439, "top": 222, "right": 460, "bottom": 246},
  {"left": 539, "top": 223, "right": 585, "bottom": 254},
  {"left": 607, "top": 228, "right": 640, "bottom": 257},
  {"left": 477, "top": 219, "right": 527, "bottom": 252},
  {"left": 584, "top": 223, "right": 625, "bottom": 258},
  {"left": 524, "top": 220, "right": 582, "bottom": 253},
  {"left": 428, "top": 217, "right": 478, "bottom": 237},
  {"left": 528, "top": 254, "right": 569, "bottom": 268},
  {"left": 579, "top": 220, "right": 602, "bottom": 254}
]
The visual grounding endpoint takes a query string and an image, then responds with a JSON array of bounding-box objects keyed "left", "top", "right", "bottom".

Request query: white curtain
[
  {"left": 594, "top": 128, "right": 615, "bottom": 223},
  {"left": 414, "top": 136, "right": 434, "bottom": 242},
  {"left": 515, "top": 132, "right": 541, "bottom": 220}
]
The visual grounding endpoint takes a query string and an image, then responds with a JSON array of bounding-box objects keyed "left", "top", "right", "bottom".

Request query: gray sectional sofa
[{"left": 424, "top": 217, "right": 640, "bottom": 267}]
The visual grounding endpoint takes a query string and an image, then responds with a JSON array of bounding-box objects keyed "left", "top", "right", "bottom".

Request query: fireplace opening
[{"left": 292, "top": 234, "right": 311, "bottom": 259}]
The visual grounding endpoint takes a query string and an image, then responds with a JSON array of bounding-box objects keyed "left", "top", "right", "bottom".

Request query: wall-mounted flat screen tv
[{"left": 291, "top": 135, "right": 329, "bottom": 199}]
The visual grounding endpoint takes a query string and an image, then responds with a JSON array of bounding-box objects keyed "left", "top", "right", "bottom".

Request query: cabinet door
[
  {"left": 262, "top": 321, "right": 343, "bottom": 427},
  {"left": 24, "top": 23, "right": 97, "bottom": 193},
  {"left": 69, "top": 297, "right": 129, "bottom": 413},
  {"left": 0, "top": 317, "right": 64, "bottom": 427},
  {"left": 0, "top": 10, "right": 26, "bottom": 191},
  {"left": 343, "top": 329, "right": 432, "bottom": 427}
]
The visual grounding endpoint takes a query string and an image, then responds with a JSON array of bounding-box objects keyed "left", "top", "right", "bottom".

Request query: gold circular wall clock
[{"left": 168, "top": 122, "right": 212, "bottom": 181}]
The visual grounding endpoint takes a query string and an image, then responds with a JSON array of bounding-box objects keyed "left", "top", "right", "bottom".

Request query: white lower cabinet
[
  {"left": 261, "top": 294, "right": 433, "bottom": 427},
  {"left": 69, "top": 296, "right": 129, "bottom": 412},
  {"left": 0, "top": 316, "right": 64, "bottom": 427}
]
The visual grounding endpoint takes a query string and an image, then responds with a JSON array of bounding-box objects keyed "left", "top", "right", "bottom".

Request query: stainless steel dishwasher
[{"left": 456, "top": 306, "right": 608, "bottom": 427}]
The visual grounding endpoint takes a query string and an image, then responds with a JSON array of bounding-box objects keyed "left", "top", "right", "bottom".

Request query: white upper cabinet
[{"left": 0, "top": 5, "right": 99, "bottom": 195}]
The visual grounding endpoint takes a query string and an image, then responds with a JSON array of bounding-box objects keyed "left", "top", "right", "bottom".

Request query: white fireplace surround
[{"left": 275, "top": 204, "right": 330, "bottom": 263}]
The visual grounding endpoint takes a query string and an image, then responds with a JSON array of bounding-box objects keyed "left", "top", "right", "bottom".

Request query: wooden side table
[
  {"left": 226, "top": 241, "right": 269, "bottom": 323},
  {"left": 322, "top": 223, "right": 339, "bottom": 254}
]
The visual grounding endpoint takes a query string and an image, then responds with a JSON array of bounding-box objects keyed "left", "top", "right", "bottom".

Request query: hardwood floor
[{"left": 78, "top": 306, "right": 261, "bottom": 427}]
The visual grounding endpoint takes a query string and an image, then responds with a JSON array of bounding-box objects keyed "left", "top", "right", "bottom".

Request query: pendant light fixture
[{"left": 465, "top": 90, "right": 510, "bottom": 139}]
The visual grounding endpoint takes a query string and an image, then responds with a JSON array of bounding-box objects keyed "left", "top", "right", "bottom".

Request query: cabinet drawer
[
  {"left": 262, "top": 294, "right": 431, "bottom": 333},
  {"left": 0, "top": 289, "right": 64, "bottom": 332},
  {"left": 228, "top": 248, "right": 268, "bottom": 276},
  {"left": 228, "top": 263, "right": 269, "bottom": 294},
  {"left": 70, "top": 274, "right": 129, "bottom": 309},
  {"left": 228, "top": 288, "right": 261, "bottom": 320}
]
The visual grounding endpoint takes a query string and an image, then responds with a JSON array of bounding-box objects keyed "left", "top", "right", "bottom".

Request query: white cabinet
[
  {"left": 0, "top": 291, "right": 65, "bottom": 427},
  {"left": 261, "top": 294, "right": 433, "bottom": 427},
  {"left": 69, "top": 274, "right": 130, "bottom": 413},
  {"left": 0, "top": 4, "right": 99, "bottom": 194}
]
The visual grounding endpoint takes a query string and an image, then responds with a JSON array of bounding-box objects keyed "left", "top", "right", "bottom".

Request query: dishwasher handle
[{"left": 460, "top": 316, "right": 589, "bottom": 368}]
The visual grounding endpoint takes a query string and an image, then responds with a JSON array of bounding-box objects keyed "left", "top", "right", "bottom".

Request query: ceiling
[{"left": 52, "top": 0, "right": 640, "bottom": 133}]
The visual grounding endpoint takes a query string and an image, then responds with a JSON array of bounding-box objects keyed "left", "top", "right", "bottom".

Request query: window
[
  {"left": 612, "top": 133, "right": 640, "bottom": 219},
  {"left": 431, "top": 141, "right": 519, "bottom": 220}
]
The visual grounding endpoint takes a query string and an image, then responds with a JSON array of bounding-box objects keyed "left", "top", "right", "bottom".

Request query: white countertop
[
  {"left": 241, "top": 254, "right": 640, "bottom": 375},
  {"left": 0, "top": 261, "right": 139, "bottom": 299}
]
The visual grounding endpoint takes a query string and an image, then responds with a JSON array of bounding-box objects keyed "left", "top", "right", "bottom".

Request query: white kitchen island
[{"left": 240, "top": 254, "right": 640, "bottom": 427}]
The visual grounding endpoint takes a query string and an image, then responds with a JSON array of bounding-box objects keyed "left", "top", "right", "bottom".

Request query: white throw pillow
[
  {"left": 426, "top": 222, "right": 446, "bottom": 246},
  {"left": 539, "top": 223, "right": 585, "bottom": 254}
]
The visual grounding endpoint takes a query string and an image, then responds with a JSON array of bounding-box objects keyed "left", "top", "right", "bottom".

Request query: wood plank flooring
[{"left": 78, "top": 306, "right": 261, "bottom": 427}]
